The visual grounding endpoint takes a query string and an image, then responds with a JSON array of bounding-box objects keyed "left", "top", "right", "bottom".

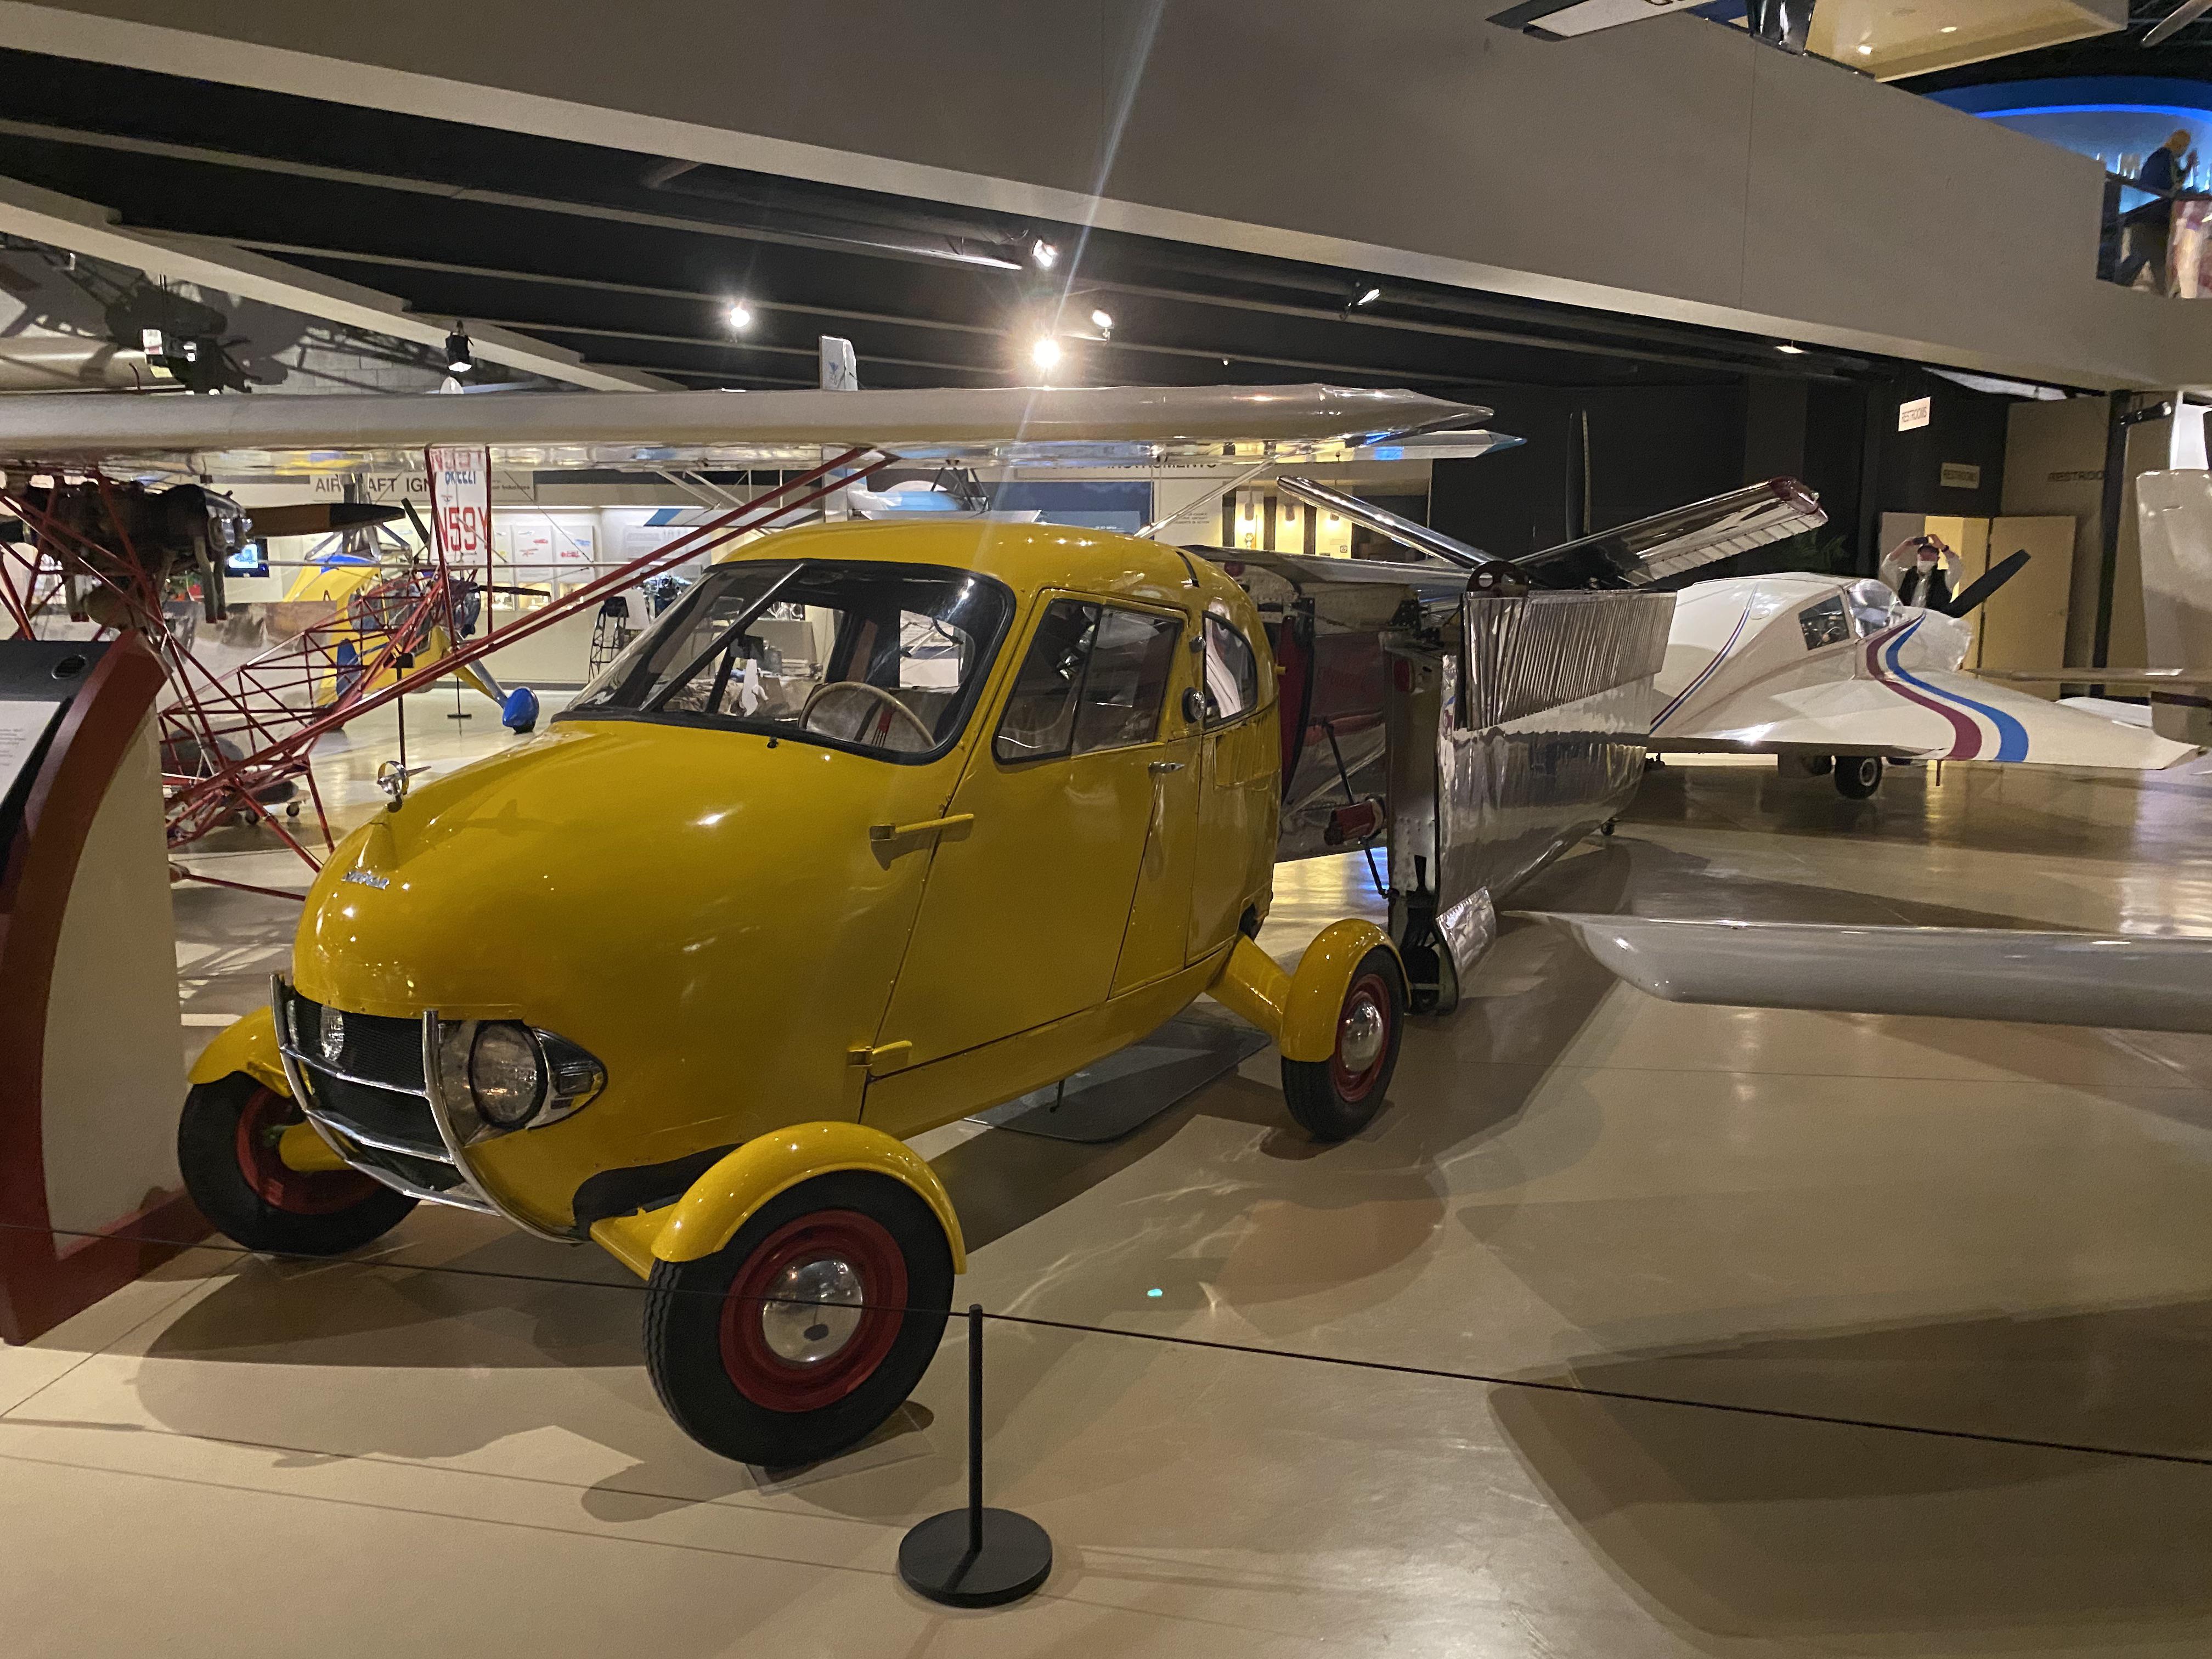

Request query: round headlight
[{"left": 469, "top": 1022, "right": 545, "bottom": 1127}]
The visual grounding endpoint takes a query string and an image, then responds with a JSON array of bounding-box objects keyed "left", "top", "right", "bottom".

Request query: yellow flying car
[{"left": 178, "top": 520, "right": 1406, "bottom": 1466}]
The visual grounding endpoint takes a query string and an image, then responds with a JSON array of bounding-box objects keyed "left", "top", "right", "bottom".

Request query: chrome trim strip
[
  {"left": 421, "top": 1010, "right": 580, "bottom": 1243},
  {"left": 311, "top": 1120, "right": 455, "bottom": 1163},
  {"left": 275, "top": 1043, "right": 431, "bottom": 1100},
  {"left": 270, "top": 975, "right": 490, "bottom": 1215}
]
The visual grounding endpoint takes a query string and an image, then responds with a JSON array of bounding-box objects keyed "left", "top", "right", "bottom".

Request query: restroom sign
[
  {"left": 426, "top": 444, "right": 492, "bottom": 575},
  {"left": 1898, "top": 396, "right": 1932, "bottom": 432}
]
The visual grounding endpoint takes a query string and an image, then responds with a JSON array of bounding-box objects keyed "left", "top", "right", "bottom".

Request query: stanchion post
[{"left": 897, "top": 1304, "right": 1052, "bottom": 1609}]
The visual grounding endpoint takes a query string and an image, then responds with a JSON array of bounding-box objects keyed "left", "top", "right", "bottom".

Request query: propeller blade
[
  {"left": 2146, "top": 0, "right": 2212, "bottom": 48},
  {"left": 1940, "top": 549, "right": 2030, "bottom": 618},
  {"left": 245, "top": 501, "right": 404, "bottom": 540}
]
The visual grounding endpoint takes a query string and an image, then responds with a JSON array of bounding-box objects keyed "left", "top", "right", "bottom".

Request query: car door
[
  {"left": 1188, "top": 609, "right": 1278, "bottom": 962},
  {"left": 876, "top": 592, "right": 1192, "bottom": 1070}
]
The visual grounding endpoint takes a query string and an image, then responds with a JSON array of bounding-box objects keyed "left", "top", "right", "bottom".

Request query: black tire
[
  {"left": 1791, "top": 754, "right": 1834, "bottom": 777},
  {"left": 1833, "top": 754, "right": 1883, "bottom": 799},
  {"left": 644, "top": 1171, "right": 954, "bottom": 1468},
  {"left": 1282, "top": 946, "right": 1406, "bottom": 1142},
  {"left": 178, "top": 1073, "right": 416, "bottom": 1255},
  {"left": 1599, "top": 819, "right": 1616, "bottom": 838}
]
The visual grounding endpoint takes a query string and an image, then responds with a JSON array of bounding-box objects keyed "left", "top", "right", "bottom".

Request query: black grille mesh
[{"left": 286, "top": 991, "right": 425, "bottom": 1091}]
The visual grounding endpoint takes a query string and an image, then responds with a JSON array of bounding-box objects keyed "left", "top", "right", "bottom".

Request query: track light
[
  {"left": 1090, "top": 308, "right": 1114, "bottom": 334},
  {"left": 444, "top": 326, "right": 475, "bottom": 375},
  {"left": 1775, "top": 342, "right": 1806, "bottom": 354},
  {"left": 1030, "top": 238, "right": 1059, "bottom": 270},
  {"left": 726, "top": 302, "right": 754, "bottom": 331},
  {"left": 1031, "top": 336, "right": 1063, "bottom": 371},
  {"left": 1350, "top": 284, "right": 1383, "bottom": 309}
]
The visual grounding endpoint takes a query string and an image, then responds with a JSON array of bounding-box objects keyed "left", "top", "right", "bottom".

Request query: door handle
[
  {"left": 868, "top": 812, "right": 974, "bottom": 843},
  {"left": 1149, "top": 761, "right": 1185, "bottom": 775}
]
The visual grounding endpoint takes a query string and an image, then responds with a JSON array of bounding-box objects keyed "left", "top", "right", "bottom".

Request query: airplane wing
[
  {"left": 1489, "top": 0, "right": 1706, "bottom": 38},
  {"left": 0, "top": 383, "right": 1504, "bottom": 478},
  {"left": 1517, "top": 478, "right": 1827, "bottom": 589},
  {"left": 1974, "top": 668, "right": 2212, "bottom": 690},
  {"left": 1659, "top": 648, "right": 2202, "bottom": 768}
]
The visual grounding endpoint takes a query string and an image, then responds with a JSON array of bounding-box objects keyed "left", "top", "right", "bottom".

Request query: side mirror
[{"left": 1182, "top": 687, "right": 1206, "bottom": 726}]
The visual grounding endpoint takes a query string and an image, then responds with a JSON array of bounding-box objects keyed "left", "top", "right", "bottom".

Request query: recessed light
[
  {"left": 725, "top": 303, "right": 753, "bottom": 331},
  {"left": 1857, "top": 43, "right": 1873, "bottom": 55}
]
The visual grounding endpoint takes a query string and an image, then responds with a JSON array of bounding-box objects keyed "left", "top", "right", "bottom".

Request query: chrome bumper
[{"left": 270, "top": 975, "right": 575, "bottom": 1242}]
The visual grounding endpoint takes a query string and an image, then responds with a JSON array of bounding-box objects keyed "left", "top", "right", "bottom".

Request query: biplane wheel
[
  {"left": 285, "top": 802, "right": 301, "bottom": 819},
  {"left": 643, "top": 1172, "right": 952, "bottom": 1468},
  {"left": 1833, "top": 755, "right": 1883, "bottom": 799},
  {"left": 1282, "top": 947, "right": 1406, "bottom": 1142},
  {"left": 177, "top": 1074, "right": 416, "bottom": 1255},
  {"left": 1599, "top": 819, "right": 1616, "bottom": 838}
]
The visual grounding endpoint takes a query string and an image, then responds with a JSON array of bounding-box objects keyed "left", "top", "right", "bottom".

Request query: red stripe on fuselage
[{"left": 1865, "top": 623, "right": 1980, "bottom": 759}]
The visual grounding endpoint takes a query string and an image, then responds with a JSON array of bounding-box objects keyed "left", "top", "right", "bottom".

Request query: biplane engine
[{"left": 20, "top": 478, "right": 250, "bottom": 630}]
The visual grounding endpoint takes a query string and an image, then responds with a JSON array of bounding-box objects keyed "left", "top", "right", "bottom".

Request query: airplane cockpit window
[
  {"left": 1796, "top": 594, "right": 1851, "bottom": 651},
  {"left": 1200, "top": 613, "right": 1261, "bottom": 723},
  {"left": 562, "top": 560, "right": 1012, "bottom": 762},
  {"left": 1846, "top": 578, "right": 1901, "bottom": 637},
  {"left": 994, "top": 598, "right": 1181, "bottom": 764}
]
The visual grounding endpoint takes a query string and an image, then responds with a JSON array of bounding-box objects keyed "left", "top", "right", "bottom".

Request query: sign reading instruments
[
  {"left": 1898, "top": 397, "right": 1933, "bottom": 432},
  {"left": 1940, "top": 462, "right": 1982, "bottom": 489},
  {"left": 427, "top": 445, "right": 492, "bottom": 577}
]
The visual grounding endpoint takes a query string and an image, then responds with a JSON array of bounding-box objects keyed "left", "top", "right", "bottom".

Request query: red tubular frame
[{"left": 2, "top": 447, "right": 890, "bottom": 865}]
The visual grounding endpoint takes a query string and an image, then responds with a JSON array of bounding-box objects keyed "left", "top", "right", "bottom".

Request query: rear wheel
[
  {"left": 1282, "top": 947, "right": 1406, "bottom": 1141},
  {"left": 1833, "top": 754, "right": 1883, "bottom": 799},
  {"left": 178, "top": 1073, "right": 416, "bottom": 1255},
  {"left": 1790, "top": 753, "right": 1834, "bottom": 777},
  {"left": 644, "top": 1172, "right": 953, "bottom": 1468}
]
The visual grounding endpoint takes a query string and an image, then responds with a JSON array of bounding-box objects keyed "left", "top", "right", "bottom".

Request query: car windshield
[{"left": 561, "top": 559, "right": 1013, "bottom": 760}]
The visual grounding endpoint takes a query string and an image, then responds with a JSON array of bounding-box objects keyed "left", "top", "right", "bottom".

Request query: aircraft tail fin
[{"left": 2135, "top": 469, "right": 2212, "bottom": 745}]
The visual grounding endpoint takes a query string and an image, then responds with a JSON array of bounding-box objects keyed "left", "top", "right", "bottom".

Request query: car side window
[
  {"left": 993, "top": 598, "right": 1180, "bottom": 763},
  {"left": 1201, "top": 613, "right": 1261, "bottom": 723}
]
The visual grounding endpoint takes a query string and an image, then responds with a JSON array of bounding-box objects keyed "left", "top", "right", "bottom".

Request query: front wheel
[
  {"left": 1833, "top": 754, "right": 1883, "bottom": 799},
  {"left": 644, "top": 1172, "right": 954, "bottom": 1468},
  {"left": 178, "top": 1073, "right": 416, "bottom": 1255},
  {"left": 1282, "top": 947, "right": 1406, "bottom": 1141}
]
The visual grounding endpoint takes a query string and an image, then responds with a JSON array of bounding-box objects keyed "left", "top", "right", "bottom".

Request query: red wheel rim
[
  {"left": 232, "top": 1086, "right": 381, "bottom": 1215},
  {"left": 719, "top": 1211, "right": 907, "bottom": 1413},
  {"left": 1330, "top": 971, "right": 1394, "bottom": 1104}
]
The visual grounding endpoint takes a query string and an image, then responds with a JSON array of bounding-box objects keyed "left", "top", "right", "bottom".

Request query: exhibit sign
[
  {"left": 0, "top": 695, "right": 62, "bottom": 811},
  {"left": 427, "top": 444, "right": 493, "bottom": 586},
  {"left": 1899, "top": 397, "right": 1933, "bottom": 432}
]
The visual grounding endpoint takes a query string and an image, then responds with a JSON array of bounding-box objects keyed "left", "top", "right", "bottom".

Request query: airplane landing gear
[{"left": 1833, "top": 754, "right": 1883, "bottom": 799}]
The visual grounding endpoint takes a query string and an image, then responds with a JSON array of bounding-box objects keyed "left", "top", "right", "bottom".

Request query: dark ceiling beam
[
  {"left": 0, "top": 116, "right": 1026, "bottom": 276},
  {"left": 1084, "top": 277, "right": 1848, "bottom": 381}
]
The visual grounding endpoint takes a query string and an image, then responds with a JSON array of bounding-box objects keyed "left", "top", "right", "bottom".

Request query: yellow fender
[
  {"left": 187, "top": 1006, "right": 290, "bottom": 1094},
  {"left": 1208, "top": 920, "right": 1398, "bottom": 1063},
  {"left": 590, "top": 1121, "right": 967, "bottom": 1279}
]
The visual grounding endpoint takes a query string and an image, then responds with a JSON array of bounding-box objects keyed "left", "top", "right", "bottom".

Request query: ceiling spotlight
[
  {"left": 1775, "top": 342, "right": 1806, "bottom": 354},
  {"left": 1855, "top": 43, "right": 1872, "bottom": 55},
  {"left": 1030, "top": 238, "right": 1059, "bottom": 270},
  {"left": 1351, "top": 284, "right": 1383, "bottom": 308},
  {"left": 444, "top": 326, "right": 475, "bottom": 375},
  {"left": 726, "top": 302, "right": 754, "bottom": 330},
  {"left": 1090, "top": 308, "right": 1114, "bottom": 333},
  {"left": 1031, "top": 336, "right": 1063, "bottom": 371}
]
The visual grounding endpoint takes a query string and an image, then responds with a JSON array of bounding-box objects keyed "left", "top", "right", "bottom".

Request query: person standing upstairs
[{"left": 2119, "top": 129, "right": 2196, "bottom": 294}]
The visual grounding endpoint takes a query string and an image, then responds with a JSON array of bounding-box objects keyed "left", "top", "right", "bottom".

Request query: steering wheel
[{"left": 799, "top": 680, "right": 935, "bottom": 747}]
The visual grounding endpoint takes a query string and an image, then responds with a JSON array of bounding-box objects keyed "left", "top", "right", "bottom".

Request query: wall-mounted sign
[
  {"left": 427, "top": 445, "right": 493, "bottom": 578},
  {"left": 1898, "top": 397, "right": 1932, "bottom": 432},
  {"left": 1939, "top": 462, "right": 1982, "bottom": 489}
]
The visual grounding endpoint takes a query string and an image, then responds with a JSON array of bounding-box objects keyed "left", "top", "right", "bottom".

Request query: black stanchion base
[{"left": 898, "top": 1508, "right": 1052, "bottom": 1607}]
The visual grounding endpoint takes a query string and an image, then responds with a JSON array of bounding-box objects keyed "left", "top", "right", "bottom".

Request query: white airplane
[{"left": 1648, "top": 555, "right": 2199, "bottom": 798}]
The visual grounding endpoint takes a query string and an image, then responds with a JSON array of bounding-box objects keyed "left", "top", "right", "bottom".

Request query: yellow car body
[{"left": 193, "top": 520, "right": 1402, "bottom": 1463}]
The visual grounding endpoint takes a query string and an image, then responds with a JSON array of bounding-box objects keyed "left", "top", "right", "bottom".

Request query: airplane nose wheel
[
  {"left": 1283, "top": 949, "right": 1406, "bottom": 1141},
  {"left": 1833, "top": 754, "right": 1883, "bottom": 799}
]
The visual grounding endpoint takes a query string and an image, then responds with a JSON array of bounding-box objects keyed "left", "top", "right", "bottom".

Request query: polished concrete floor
[{"left": 10, "top": 736, "right": 2212, "bottom": 1656}]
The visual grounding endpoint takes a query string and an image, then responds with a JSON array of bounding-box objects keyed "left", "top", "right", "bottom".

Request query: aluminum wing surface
[
  {"left": 1517, "top": 478, "right": 1827, "bottom": 589},
  {"left": 0, "top": 383, "right": 1500, "bottom": 479},
  {"left": 1526, "top": 914, "right": 2212, "bottom": 1036}
]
